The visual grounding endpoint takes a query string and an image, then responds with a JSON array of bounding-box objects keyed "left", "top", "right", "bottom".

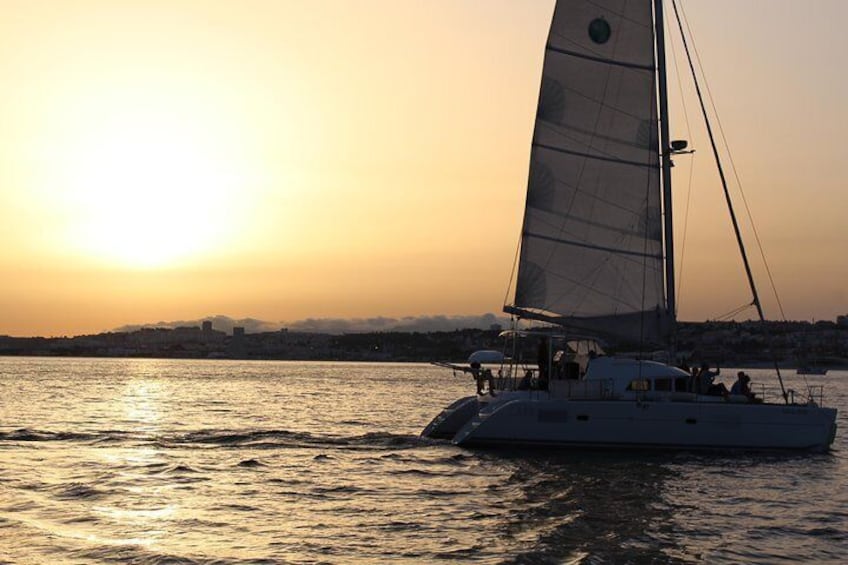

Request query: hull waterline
[{"left": 423, "top": 390, "right": 837, "bottom": 453}]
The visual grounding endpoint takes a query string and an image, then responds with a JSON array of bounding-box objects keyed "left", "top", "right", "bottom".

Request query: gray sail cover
[{"left": 512, "top": 0, "right": 670, "bottom": 344}]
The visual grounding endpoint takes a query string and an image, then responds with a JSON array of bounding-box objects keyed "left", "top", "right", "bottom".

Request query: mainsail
[{"left": 508, "top": 0, "right": 670, "bottom": 344}]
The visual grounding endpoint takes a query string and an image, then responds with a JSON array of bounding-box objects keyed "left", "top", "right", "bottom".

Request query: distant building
[
  {"left": 838, "top": 315, "right": 848, "bottom": 327},
  {"left": 173, "top": 326, "right": 202, "bottom": 342},
  {"left": 229, "top": 326, "right": 246, "bottom": 355},
  {"left": 200, "top": 321, "right": 226, "bottom": 344}
]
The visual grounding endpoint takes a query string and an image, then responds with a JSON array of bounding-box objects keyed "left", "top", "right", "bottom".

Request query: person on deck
[
  {"left": 687, "top": 365, "right": 699, "bottom": 393},
  {"left": 537, "top": 338, "right": 550, "bottom": 391},
  {"left": 470, "top": 361, "right": 496, "bottom": 396},
  {"left": 518, "top": 369, "right": 533, "bottom": 390},
  {"left": 470, "top": 361, "right": 484, "bottom": 395},
  {"left": 731, "top": 371, "right": 755, "bottom": 401},
  {"left": 698, "top": 362, "right": 727, "bottom": 396}
]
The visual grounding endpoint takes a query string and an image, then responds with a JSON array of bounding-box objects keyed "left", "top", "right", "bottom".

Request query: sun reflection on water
[
  {"left": 92, "top": 378, "right": 181, "bottom": 551},
  {"left": 120, "top": 380, "right": 163, "bottom": 432},
  {"left": 92, "top": 445, "right": 177, "bottom": 551}
]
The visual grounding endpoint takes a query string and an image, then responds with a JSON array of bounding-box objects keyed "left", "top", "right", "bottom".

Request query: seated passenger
[
  {"left": 698, "top": 363, "right": 726, "bottom": 395},
  {"left": 709, "top": 382, "right": 729, "bottom": 396},
  {"left": 518, "top": 370, "right": 532, "bottom": 390},
  {"left": 730, "top": 371, "right": 756, "bottom": 401}
]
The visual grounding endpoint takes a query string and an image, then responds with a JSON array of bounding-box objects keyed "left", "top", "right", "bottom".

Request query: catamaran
[{"left": 422, "top": 0, "right": 837, "bottom": 451}]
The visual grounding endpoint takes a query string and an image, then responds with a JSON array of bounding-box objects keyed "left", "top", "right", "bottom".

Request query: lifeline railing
[{"left": 754, "top": 384, "right": 826, "bottom": 406}]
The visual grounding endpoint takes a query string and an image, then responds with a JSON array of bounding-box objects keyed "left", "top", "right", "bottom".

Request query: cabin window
[
  {"left": 626, "top": 379, "right": 650, "bottom": 391},
  {"left": 674, "top": 377, "right": 688, "bottom": 392},
  {"left": 654, "top": 378, "right": 672, "bottom": 391}
]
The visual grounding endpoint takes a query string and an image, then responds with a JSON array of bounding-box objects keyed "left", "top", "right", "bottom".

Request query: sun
[{"left": 55, "top": 105, "right": 250, "bottom": 269}]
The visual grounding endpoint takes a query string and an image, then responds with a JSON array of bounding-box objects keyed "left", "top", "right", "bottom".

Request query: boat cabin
[{"left": 578, "top": 356, "right": 697, "bottom": 400}]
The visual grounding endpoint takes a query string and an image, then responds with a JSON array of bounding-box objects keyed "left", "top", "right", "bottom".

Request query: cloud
[
  {"left": 113, "top": 313, "right": 508, "bottom": 335},
  {"left": 288, "top": 313, "right": 507, "bottom": 333}
]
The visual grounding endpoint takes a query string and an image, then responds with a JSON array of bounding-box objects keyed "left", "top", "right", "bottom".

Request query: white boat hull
[
  {"left": 425, "top": 392, "right": 837, "bottom": 452},
  {"left": 420, "top": 395, "right": 478, "bottom": 440}
]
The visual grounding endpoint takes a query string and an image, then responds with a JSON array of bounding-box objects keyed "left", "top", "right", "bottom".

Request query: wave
[
  {"left": 68, "top": 544, "right": 281, "bottom": 565},
  {"left": 0, "top": 428, "right": 138, "bottom": 443},
  {"left": 0, "top": 427, "right": 430, "bottom": 451},
  {"left": 0, "top": 428, "right": 103, "bottom": 442},
  {"left": 50, "top": 482, "right": 110, "bottom": 501},
  {"left": 236, "top": 458, "right": 267, "bottom": 468},
  {"left": 160, "top": 429, "right": 428, "bottom": 451}
]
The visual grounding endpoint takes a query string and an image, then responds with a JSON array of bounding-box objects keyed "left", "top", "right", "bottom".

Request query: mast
[{"left": 654, "top": 0, "right": 676, "bottom": 336}]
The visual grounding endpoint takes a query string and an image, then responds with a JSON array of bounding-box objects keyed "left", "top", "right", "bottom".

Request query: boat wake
[{"left": 0, "top": 427, "right": 429, "bottom": 451}]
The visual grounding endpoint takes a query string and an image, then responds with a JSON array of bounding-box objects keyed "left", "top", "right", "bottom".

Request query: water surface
[{"left": 1, "top": 358, "right": 846, "bottom": 563}]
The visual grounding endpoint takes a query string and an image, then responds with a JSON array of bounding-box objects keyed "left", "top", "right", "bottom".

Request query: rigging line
[
  {"left": 677, "top": 152, "right": 696, "bottom": 311},
  {"left": 647, "top": 0, "right": 672, "bottom": 358},
  {"left": 714, "top": 302, "right": 754, "bottom": 322},
  {"left": 671, "top": 0, "right": 788, "bottom": 403},
  {"left": 670, "top": 1, "right": 761, "bottom": 319},
  {"left": 503, "top": 224, "right": 523, "bottom": 310},
  {"left": 510, "top": 0, "right": 556, "bottom": 313},
  {"left": 797, "top": 331, "right": 815, "bottom": 396},
  {"left": 666, "top": 3, "right": 696, "bottom": 315},
  {"left": 676, "top": 0, "right": 787, "bottom": 322},
  {"left": 638, "top": 152, "right": 652, "bottom": 358},
  {"left": 654, "top": 0, "right": 676, "bottom": 334}
]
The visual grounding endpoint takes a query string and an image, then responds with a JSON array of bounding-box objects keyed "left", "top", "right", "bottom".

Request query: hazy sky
[{"left": 1, "top": 0, "right": 845, "bottom": 337}]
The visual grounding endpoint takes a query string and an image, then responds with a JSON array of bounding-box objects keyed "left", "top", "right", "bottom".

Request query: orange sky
[{"left": 0, "top": 0, "right": 846, "bottom": 337}]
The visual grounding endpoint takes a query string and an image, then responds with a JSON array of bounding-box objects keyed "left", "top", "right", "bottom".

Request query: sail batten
[
  {"left": 546, "top": 45, "right": 656, "bottom": 71},
  {"left": 523, "top": 232, "right": 662, "bottom": 260},
  {"left": 512, "top": 0, "right": 669, "bottom": 344},
  {"left": 533, "top": 143, "right": 656, "bottom": 169}
]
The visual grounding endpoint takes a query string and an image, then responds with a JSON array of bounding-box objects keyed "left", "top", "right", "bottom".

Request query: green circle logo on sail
[{"left": 588, "top": 18, "right": 611, "bottom": 44}]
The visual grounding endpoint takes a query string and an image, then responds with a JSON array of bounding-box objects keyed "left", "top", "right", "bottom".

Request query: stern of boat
[{"left": 420, "top": 395, "right": 480, "bottom": 440}]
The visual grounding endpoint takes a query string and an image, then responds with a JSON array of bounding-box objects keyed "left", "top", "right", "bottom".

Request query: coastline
[{"left": 2, "top": 320, "right": 847, "bottom": 369}]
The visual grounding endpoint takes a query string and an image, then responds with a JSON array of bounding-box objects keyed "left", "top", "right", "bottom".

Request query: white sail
[{"left": 510, "top": 0, "right": 669, "bottom": 344}]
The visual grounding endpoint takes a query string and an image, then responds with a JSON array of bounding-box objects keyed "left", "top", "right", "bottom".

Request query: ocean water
[{"left": 0, "top": 357, "right": 846, "bottom": 564}]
